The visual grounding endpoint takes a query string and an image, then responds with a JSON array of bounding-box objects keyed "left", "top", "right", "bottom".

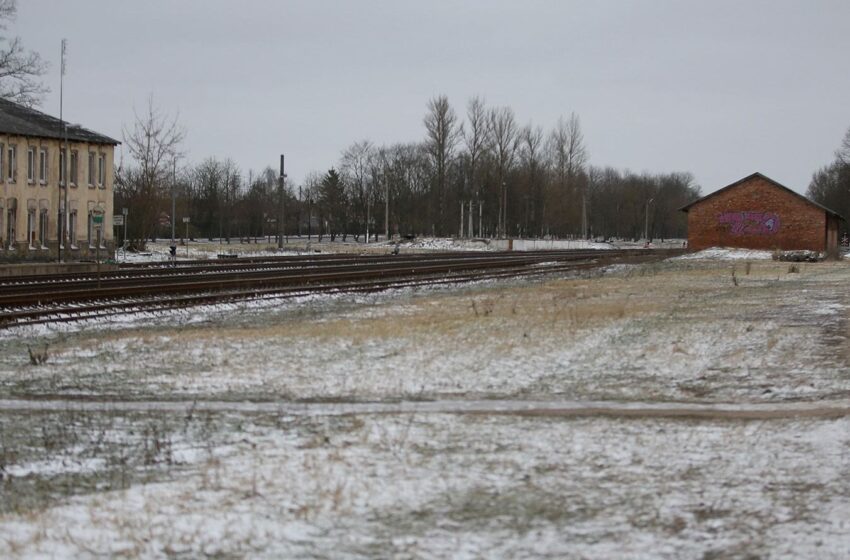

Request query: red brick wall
[{"left": 687, "top": 176, "right": 826, "bottom": 251}]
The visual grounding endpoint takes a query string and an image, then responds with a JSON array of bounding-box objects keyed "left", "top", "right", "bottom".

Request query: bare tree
[
  {"left": 837, "top": 126, "right": 850, "bottom": 166},
  {"left": 519, "top": 123, "right": 545, "bottom": 236},
  {"left": 120, "top": 96, "right": 186, "bottom": 245},
  {"left": 548, "top": 112, "right": 588, "bottom": 235},
  {"left": 221, "top": 158, "right": 241, "bottom": 243},
  {"left": 0, "top": 0, "right": 47, "bottom": 106},
  {"left": 340, "top": 140, "right": 373, "bottom": 240},
  {"left": 463, "top": 96, "right": 487, "bottom": 202},
  {"left": 423, "top": 95, "right": 461, "bottom": 234},
  {"left": 488, "top": 106, "right": 518, "bottom": 236}
]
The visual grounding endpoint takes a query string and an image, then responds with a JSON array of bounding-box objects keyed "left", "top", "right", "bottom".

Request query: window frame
[
  {"left": 26, "top": 208, "right": 35, "bottom": 249},
  {"left": 69, "top": 209, "right": 77, "bottom": 248},
  {"left": 58, "top": 208, "right": 64, "bottom": 249},
  {"left": 7, "top": 144, "right": 16, "bottom": 183},
  {"left": 59, "top": 150, "right": 66, "bottom": 186},
  {"left": 69, "top": 150, "right": 78, "bottom": 187},
  {"left": 87, "top": 210, "right": 94, "bottom": 248},
  {"left": 87, "top": 151, "right": 95, "bottom": 187},
  {"left": 38, "top": 208, "right": 48, "bottom": 249},
  {"left": 26, "top": 147, "right": 35, "bottom": 184},
  {"left": 38, "top": 148, "right": 47, "bottom": 185},
  {"left": 97, "top": 154, "right": 105, "bottom": 188}
]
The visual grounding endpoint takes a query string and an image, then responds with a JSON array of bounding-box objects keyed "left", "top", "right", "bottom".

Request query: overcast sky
[{"left": 14, "top": 0, "right": 850, "bottom": 194}]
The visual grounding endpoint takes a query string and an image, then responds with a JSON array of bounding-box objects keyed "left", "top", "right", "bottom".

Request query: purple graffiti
[{"left": 717, "top": 211, "right": 780, "bottom": 235}]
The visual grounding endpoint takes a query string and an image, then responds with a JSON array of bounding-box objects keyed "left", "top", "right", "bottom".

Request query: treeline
[
  {"left": 115, "top": 96, "right": 701, "bottom": 245},
  {"left": 807, "top": 126, "right": 850, "bottom": 229}
]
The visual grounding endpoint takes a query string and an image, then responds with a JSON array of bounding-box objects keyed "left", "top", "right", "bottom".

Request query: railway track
[{"left": 0, "top": 249, "right": 684, "bottom": 328}]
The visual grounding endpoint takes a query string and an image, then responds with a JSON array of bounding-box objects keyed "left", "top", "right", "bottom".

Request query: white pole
[{"left": 60, "top": 39, "right": 69, "bottom": 262}]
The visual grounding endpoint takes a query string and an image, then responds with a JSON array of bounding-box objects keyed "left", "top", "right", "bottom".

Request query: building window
[
  {"left": 7, "top": 145, "right": 16, "bottom": 182},
  {"left": 27, "top": 208, "right": 35, "bottom": 249},
  {"left": 97, "top": 154, "right": 105, "bottom": 187},
  {"left": 87, "top": 152, "right": 95, "bottom": 187},
  {"left": 87, "top": 210, "right": 94, "bottom": 248},
  {"left": 70, "top": 150, "right": 78, "bottom": 187},
  {"left": 58, "top": 208, "right": 64, "bottom": 249},
  {"left": 97, "top": 227, "right": 104, "bottom": 249},
  {"left": 69, "top": 210, "right": 77, "bottom": 247},
  {"left": 39, "top": 209, "right": 47, "bottom": 248},
  {"left": 27, "top": 148, "right": 35, "bottom": 184},
  {"left": 6, "top": 207, "right": 16, "bottom": 249},
  {"left": 39, "top": 148, "right": 47, "bottom": 184}
]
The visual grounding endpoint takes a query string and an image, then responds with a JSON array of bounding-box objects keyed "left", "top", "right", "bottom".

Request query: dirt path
[{"left": 2, "top": 398, "right": 849, "bottom": 420}]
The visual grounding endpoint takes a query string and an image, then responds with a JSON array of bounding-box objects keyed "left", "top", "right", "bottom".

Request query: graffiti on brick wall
[{"left": 717, "top": 211, "right": 780, "bottom": 235}]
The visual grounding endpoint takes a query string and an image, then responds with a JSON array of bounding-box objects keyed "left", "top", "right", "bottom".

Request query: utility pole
[
  {"left": 60, "top": 39, "right": 69, "bottom": 263},
  {"left": 384, "top": 179, "right": 389, "bottom": 241},
  {"left": 459, "top": 201, "right": 464, "bottom": 238},
  {"left": 582, "top": 194, "right": 587, "bottom": 239},
  {"left": 644, "top": 197, "right": 654, "bottom": 242},
  {"left": 170, "top": 159, "right": 176, "bottom": 264},
  {"left": 277, "top": 154, "right": 285, "bottom": 249},
  {"left": 478, "top": 201, "right": 483, "bottom": 238}
]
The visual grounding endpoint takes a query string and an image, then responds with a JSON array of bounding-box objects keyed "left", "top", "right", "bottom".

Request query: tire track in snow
[{"left": 1, "top": 398, "right": 849, "bottom": 420}]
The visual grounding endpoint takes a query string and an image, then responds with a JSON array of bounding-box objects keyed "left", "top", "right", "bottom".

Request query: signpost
[
  {"left": 183, "top": 217, "right": 190, "bottom": 257},
  {"left": 122, "top": 208, "right": 128, "bottom": 261},
  {"left": 92, "top": 208, "right": 105, "bottom": 287}
]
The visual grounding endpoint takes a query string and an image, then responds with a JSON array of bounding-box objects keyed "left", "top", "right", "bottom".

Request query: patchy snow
[
  {"left": 0, "top": 412, "right": 848, "bottom": 558},
  {"left": 118, "top": 240, "right": 303, "bottom": 263},
  {"left": 2, "top": 258, "right": 850, "bottom": 557},
  {"left": 491, "top": 239, "right": 615, "bottom": 251},
  {"left": 5, "top": 456, "right": 107, "bottom": 478},
  {"left": 673, "top": 247, "right": 774, "bottom": 260},
  {"left": 393, "top": 237, "right": 496, "bottom": 251}
]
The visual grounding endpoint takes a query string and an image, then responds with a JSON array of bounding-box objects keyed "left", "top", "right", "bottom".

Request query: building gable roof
[
  {"left": 0, "top": 97, "right": 119, "bottom": 145},
  {"left": 679, "top": 172, "right": 844, "bottom": 220}
]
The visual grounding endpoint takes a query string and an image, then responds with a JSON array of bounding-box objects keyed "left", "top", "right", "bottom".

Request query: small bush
[{"left": 27, "top": 344, "right": 49, "bottom": 366}]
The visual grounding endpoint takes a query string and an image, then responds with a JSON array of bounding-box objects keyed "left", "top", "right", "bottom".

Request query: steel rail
[
  {"left": 0, "top": 249, "right": 681, "bottom": 289},
  {"left": 0, "top": 251, "right": 675, "bottom": 328},
  {"left": 0, "top": 259, "right": 610, "bottom": 328}
]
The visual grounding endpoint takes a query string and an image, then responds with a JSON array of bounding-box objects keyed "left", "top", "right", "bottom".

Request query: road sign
[
  {"left": 158, "top": 212, "right": 170, "bottom": 226},
  {"left": 182, "top": 217, "right": 190, "bottom": 223},
  {"left": 113, "top": 215, "right": 124, "bottom": 226},
  {"left": 122, "top": 207, "right": 128, "bottom": 216}
]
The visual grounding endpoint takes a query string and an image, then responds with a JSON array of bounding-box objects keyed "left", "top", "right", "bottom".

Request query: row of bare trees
[
  {"left": 807, "top": 126, "right": 850, "bottom": 229},
  {"left": 115, "top": 95, "right": 701, "bottom": 245}
]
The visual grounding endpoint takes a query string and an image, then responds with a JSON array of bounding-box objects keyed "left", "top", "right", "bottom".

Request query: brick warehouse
[{"left": 680, "top": 172, "right": 843, "bottom": 255}]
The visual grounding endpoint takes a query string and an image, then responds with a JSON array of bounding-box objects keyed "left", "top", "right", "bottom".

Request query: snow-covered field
[
  {"left": 2, "top": 252, "right": 850, "bottom": 557},
  {"left": 117, "top": 236, "right": 654, "bottom": 262}
]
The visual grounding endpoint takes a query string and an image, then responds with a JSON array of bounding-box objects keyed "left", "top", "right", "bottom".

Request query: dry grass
[{"left": 66, "top": 259, "right": 840, "bottom": 365}]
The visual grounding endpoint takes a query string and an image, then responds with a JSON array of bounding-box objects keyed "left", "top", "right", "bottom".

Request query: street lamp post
[
  {"left": 170, "top": 159, "right": 176, "bottom": 264},
  {"left": 644, "top": 197, "right": 655, "bottom": 242},
  {"left": 278, "top": 154, "right": 286, "bottom": 249}
]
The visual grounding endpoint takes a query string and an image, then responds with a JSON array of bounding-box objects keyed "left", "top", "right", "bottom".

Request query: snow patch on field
[
  {"left": 673, "top": 247, "right": 774, "bottom": 260},
  {"left": 1, "top": 414, "right": 849, "bottom": 558}
]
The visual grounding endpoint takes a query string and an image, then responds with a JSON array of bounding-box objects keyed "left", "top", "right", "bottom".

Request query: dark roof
[
  {"left": 679, "top": 172, "right": 844, "bottom": 220},
  {"left": 0, "top": 97, "right": 119, "bottom": 145}
]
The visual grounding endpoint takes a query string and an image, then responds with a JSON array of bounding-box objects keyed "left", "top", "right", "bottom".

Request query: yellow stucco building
[{"left": 0, "top": 98, "right": 118, "bottom": 261}]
